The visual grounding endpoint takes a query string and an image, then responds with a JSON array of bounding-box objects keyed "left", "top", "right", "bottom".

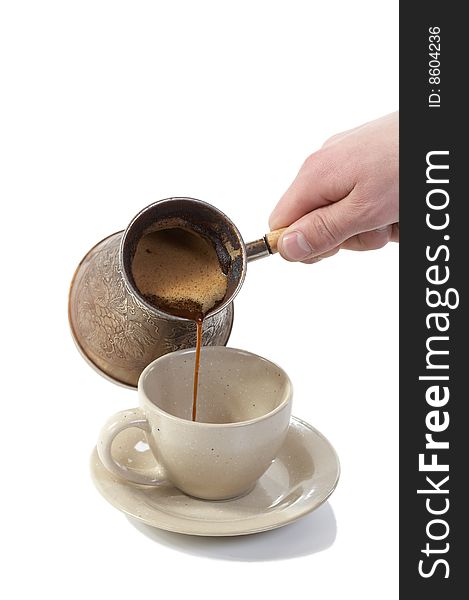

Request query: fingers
[
  {"left": 340, "top": 226, "right": 393, "bottom": 251},
  {"left": 268, "top": 148, "right": 355, "bottom": 231},
  {"left": 277, "top": 197, "right": 363, "bottom": 261},
  {"left": 291, "top": 225, "right": 399, "bottom": 265}
]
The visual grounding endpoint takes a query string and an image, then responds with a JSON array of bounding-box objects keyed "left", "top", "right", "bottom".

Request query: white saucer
[{"left": 90, "top": 416, "right": 340, "bottom": 536}]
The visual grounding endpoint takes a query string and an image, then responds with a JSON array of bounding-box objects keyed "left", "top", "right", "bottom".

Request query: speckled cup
[{"left": 97, "top": 347, "right": 293, "bottom": 500}]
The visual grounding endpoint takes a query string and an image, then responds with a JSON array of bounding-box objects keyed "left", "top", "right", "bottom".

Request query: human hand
[{"left": 269, "top": 112, "right": 399, "bottom": 263}]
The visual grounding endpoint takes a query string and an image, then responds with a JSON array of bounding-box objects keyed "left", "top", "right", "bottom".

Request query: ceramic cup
[{"left": 97, "top": 346, "right": 293, "bottom": 500}]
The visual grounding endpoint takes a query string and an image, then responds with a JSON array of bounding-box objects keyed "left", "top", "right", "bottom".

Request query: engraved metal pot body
[{"left": 68, "top": 198, "right": 245, "bottom": 388}]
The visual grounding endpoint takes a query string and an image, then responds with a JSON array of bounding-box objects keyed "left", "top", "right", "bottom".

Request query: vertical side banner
[{"left": 400, "top": 2, "right": 466, "bottom": 596}]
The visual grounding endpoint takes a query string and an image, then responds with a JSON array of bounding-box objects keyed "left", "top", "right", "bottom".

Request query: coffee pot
[{"left": 68, "top": 197, "right": 285, "bottom": 387}]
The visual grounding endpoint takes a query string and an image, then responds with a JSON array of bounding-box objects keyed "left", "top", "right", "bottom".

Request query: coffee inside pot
[{"left": 132, "top": 227, "right": 228, "bottom": 320}]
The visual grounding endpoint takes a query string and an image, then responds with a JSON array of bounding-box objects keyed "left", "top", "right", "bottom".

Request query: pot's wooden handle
[{"left": 265, "top": 228, "right": 287, "bottom": 254}]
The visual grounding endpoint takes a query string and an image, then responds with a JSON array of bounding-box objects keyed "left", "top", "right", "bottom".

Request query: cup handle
[{"left": 97, "top": 408, "right": 164, "bottom": 486}]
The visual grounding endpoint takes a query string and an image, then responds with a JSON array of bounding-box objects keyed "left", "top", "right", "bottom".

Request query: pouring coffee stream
[
  {"left": 68, "top": 197, "right": 285, "bottom": 393},
  {"left": 130, "top": 219, "right": 286, "bottom": 421}
]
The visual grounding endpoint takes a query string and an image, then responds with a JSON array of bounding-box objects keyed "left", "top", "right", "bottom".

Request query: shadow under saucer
[{"left": 126, "top": 500, "right": 337, "bottom": 562}]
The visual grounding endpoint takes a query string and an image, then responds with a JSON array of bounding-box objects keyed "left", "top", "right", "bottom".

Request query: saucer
[{"left": 90, "top": 416, "right": 340, "bottom": 536}]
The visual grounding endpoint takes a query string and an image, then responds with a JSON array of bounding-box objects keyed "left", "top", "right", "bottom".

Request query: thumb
[{"left": 277, "top": 200, "right": 360, "bottom": 261}]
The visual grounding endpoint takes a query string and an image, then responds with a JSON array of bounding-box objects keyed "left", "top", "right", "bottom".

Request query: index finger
[{"left": 269, "top": 147, "right": 355, "bottom": 230}]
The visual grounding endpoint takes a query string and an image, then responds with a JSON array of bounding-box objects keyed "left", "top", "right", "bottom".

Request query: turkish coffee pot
[{"left": 69, "top": 197, "right": 285, "bottom": 387}]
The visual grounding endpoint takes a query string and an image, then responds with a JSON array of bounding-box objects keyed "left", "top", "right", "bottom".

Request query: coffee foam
[{"left": 131, "top": 228, "right": 228, "bottom": 316}]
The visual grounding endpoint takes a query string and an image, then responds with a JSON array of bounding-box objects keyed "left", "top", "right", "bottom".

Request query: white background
[{"left": 0, "top": 1, "right": 398, "bottom": 598}]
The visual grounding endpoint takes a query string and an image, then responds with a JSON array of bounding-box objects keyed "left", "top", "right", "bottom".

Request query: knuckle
[
  {"left": 301, "top": 148, "right": 350, "bottom": 200},
  {"left": 301, "top": 153, "right": 318, "bottom": 174},
  {"left": 301, "top": 149, "right": 329, "bottom": 178},
  {"left": 308, "top": 211, "right": 339, "bottom": 247},
  {"left": 322, "top": 132, "right": 341, "bottom": 147}
]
